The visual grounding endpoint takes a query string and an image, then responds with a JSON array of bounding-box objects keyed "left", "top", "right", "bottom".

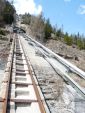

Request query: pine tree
[
  {"left": 77, "top": 38, "right": 83, "bottom": 49},
  {"left": 44, "top": 19, "right": 53, "bottom": 39},
  {"left": 64, "top": 32, "right": 73, "bottom": 46},
  {"left": 3, "top": 1, "right": 15, "bottom": 24}
]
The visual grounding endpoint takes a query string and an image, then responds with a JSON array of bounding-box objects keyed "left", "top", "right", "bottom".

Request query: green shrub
[
  {"left": 56, "top": 29, "right": 62, "bottom": 37},
  {"left": 64, "top": 33, "right": 73, "bottom": 46},
  {"left": 0, "top": 29, "right": 5, "bottom": 35},
  {"left": 0, "top": 35, "right": 8, "bottom": 40},
  {"left": 77, "top": 39, "right": 83, "bottom": 50}
]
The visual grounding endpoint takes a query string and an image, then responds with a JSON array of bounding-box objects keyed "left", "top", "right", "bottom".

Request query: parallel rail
[
  {"left": 0, "top": 34, "right": 49, "bottom": 113},
  {"left": 0, "top": 32, "right": 85, "bottom": 113}
]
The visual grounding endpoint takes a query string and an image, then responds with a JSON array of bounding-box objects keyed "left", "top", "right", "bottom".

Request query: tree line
[
  {"left": 0, "top": 0, "right": 15, "bottom": 26},
  {"left": 21, "top": 13, "right": 85, "bottom": 50},
  {"left": 0, "top": 1, "right": 84, "bottom": 50}
]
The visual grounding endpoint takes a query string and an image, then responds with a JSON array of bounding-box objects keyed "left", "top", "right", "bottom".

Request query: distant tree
[
  {"left": 52, "top": 26, "right": 56, "bottom": 34},
  {"left": 0, "top": 0, "right": 5, "bottom": 14},
  {"left": 64, "top": 32, "right": 73, "bottom": 46},
  {"left": 74, "top": 34, "right": 78, "bottom": 45},
  {"left": 44, "top": 19, "right": 53, "bottom": 39},
  {"left": 77, "top": 32, "right": 80, "bottom": 38},
  {"left": 55, "top": 28, "right": 63, "bottom": 40},
  {"left": 30, "top": 13, "right": 45, "bottom": 41},
  {"left": 0, "top": 0, "right": 6, "bottom": 26},
  {"left": 56, "top": 29, "right": 61, "bottom": 37},
  {"left": 22, "top": 13, "right": 31, "bottom": 25},
  {"left": 77, "top": 38, "right": 83, "bottom": 49},
  {"left": 83, "top": 38, "right": 85, "bottom": 49},
  {"left": 3, "top": 1, "right": 15, "bottom": 24}
]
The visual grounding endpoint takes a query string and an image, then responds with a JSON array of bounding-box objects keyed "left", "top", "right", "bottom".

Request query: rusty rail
[
  {"left": 20, "top": 37, "right": 46, "bottom": 113},
  {"left": 0, "top": 34, "right": 49, "bottom": 113},
  {"left": 0, "top": 34, "right": 15, "bottom": 113}
]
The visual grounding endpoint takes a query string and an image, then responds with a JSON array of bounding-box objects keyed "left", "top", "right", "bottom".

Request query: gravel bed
[{"left": 0, "top": 39, "right": 10, "bottom": 91}]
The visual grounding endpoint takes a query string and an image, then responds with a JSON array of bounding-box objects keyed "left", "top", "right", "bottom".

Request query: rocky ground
[
  {"left": 43, "top": 39, "right": 85, "bottom": 72},
  {"left": 0, "top": 35, "right": 10, "bottom": 63},
  {"left": 0, "top": 40, "right": 10, "bottom": 69},
  {"left": 0, "top": 32, "right": 11, "bottom": 91}
]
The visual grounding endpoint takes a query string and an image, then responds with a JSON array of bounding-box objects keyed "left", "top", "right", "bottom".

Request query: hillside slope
[
  {"left": 44, "top": 39, "right": 85, "bottom": 71},
  {"left": 21, "top": 23, "right": 85, "bottom": 72}
]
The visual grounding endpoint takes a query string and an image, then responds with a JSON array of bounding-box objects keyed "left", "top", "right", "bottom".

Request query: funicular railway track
[
  {"left": 0, "top": 34, "right": 49, "bottom": 113},
  {"left": 0, "top": 31, "right": 85, "bottom": 113}
]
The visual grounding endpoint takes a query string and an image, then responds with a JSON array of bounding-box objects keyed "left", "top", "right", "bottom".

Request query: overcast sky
[{"left": 10, "top": 0, "right": 85, "bottom": 35}]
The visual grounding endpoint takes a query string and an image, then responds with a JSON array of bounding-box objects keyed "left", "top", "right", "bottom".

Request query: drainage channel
[{"left": 0, "top": 35, "right": 48, "bottom": 113}]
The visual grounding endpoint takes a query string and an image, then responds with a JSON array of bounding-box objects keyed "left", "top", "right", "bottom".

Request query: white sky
[{"left": 13, "top": 0, "right": 42, "bottom": 15}]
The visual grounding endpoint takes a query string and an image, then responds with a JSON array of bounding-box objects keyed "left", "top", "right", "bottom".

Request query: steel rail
[
  {"left": 19, "top": 36, "right": 47, "bottom": 113},
  {"left": 2, "top": 35, "right": 15, "bottom": 113},
  {"left": 1, "top": 33, "right": 48, "bottom": 113}
]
